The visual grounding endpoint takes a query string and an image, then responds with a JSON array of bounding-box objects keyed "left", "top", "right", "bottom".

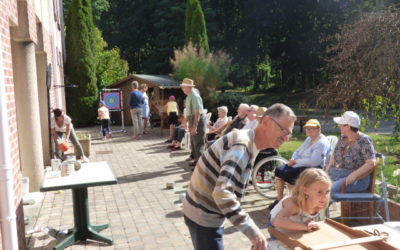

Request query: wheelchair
[{"left": 251, "top": 148, "right": 288, "bottom": 199}]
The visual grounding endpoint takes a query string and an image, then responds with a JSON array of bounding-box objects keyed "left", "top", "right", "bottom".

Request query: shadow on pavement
[{"left": 117, "top": 165, "right": 186, "bottom": 184}]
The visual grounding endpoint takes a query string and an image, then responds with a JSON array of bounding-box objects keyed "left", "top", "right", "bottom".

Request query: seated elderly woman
[
  {"left": 326, "top": 111, "right": 376, "bottom": 195},
  {"left": 269, "top": 119, "right": 330, "bottom": 210},
  {"left": 206, "top": 106, "right": 229, "bottom": 141}
]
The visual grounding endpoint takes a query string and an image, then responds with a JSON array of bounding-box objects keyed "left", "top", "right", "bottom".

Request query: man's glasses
[{"left": 270, "top": 117, "right": 292, "bottom": 137}]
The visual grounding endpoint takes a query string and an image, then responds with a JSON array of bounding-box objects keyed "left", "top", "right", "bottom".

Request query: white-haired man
[
  {"left": 212, "top": 103, "right": 249, "bottom": 138},
  {"left": 242, "top": 105, "right": 259, "bottom": 130}
]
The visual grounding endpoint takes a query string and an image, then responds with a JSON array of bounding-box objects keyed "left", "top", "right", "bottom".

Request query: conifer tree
[
  {"left": 185, "top": 0, "right": 209, "bottom": 52},
  {"left": 65, "top": 0, "right": 98, "bottom": 126}
]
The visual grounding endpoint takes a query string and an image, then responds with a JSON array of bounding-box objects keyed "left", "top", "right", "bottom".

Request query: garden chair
[
  {"left": 323, "top": 135, "right": 338, "bottom": 168},
  {"left": 326, "top": 152, "right": 390, "bottom": 223}
]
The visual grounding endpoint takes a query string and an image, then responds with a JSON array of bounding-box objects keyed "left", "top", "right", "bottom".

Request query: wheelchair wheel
[{"left": 252, "top": 156, "right": 288, "bottom": 199}]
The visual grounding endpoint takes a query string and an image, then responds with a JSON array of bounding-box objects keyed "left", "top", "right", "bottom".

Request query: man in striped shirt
[{"left": 182, "top": 103, "right": 296, "bottom": 250}]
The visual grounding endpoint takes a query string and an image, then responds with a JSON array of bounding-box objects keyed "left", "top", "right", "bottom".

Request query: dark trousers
[
  {"left": 275, "top": 164, "right": 322, "bottom": 185},
  {"left": 184, "top": 215, "right": 224, "bottom": 250},
  {"left": 101, "top": 119, "right": 111, "bottom": 136},
  {"left": 188, "top": 115, "right": 206, "bottom": 162}
]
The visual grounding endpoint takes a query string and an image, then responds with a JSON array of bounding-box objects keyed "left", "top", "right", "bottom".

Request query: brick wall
[
  {"left": 0, "top": 0, "right": 64, "bottom": 248},
  {"left": 0, "top": 0, "right": 25, "bottom": 246}
]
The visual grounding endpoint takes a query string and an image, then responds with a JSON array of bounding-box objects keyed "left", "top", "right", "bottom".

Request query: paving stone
[{"left": 25, "top": 126, "right": 315, "bottom": 250}]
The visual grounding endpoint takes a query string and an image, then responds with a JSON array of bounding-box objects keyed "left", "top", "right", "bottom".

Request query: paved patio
[{"left": 25, "top": 126, "right": 285, "bottom": 250}]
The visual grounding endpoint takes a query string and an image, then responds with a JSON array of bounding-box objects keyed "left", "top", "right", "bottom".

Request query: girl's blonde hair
[{"left": 292, "top": 168, "right": 332, "bottom": 211}]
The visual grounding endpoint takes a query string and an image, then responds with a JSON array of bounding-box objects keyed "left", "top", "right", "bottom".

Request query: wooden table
[
  {"left": 268, "top": 219, "right": 397, "bottom": 249},
  {"left": 354, "top": 222, "right": 400, "bottom": 249},
  {"left": 40, "top": 161, "right": 118, "bottom": 250}
]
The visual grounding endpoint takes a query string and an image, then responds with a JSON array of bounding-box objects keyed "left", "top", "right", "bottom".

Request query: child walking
[
  {"left": 98, "top": 100, "right": 112, "bottom": 140},
  {"left": 269, "top": 168, "right": 331, "bottom": 232}
]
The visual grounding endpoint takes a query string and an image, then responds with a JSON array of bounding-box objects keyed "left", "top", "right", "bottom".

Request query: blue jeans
[
  {"left": 173, "top": 127, "right": 186, "bottom": 142},
  {"left": 184, "top": 215, "right": 224, "bottom": 250},
  {"left": 330, "top": 168, "right": 370, "bottom": 194}
]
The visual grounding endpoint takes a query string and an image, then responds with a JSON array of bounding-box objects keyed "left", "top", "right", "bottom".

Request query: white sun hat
[{"left": 333, "top": 111, "right": 360, "bottom": 128}]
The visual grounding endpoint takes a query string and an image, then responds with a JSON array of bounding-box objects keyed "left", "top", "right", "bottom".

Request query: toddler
[{"left": 98, "top": 100, "right": 112, "bottom": 140}]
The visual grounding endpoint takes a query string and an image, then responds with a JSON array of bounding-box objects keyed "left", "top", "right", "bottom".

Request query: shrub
[
  {"left": 171, "top": 43, "right": 231, "bottom": 111},
  {"left": 216, "top": 92, "right": 249, "bottom": 117}
]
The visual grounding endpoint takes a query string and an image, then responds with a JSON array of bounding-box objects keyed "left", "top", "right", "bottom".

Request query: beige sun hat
[
  {"left": 180, "top": 78, "right": 195, "bottom": 87},
  {"left": 304, "top": 119, "right": 321, "bottom": 128},
  {"left": 256, "top": 107, "right": 268, "bottom": 118}
]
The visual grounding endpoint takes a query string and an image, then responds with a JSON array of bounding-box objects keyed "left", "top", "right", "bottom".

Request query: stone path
[{"left": 26, "top": 126, "right": 283, "bottom": 250}]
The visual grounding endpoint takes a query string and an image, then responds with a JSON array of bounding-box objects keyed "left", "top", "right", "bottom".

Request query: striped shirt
[{"left": 182, "top": 129, "right": 261, "bottom": 240}]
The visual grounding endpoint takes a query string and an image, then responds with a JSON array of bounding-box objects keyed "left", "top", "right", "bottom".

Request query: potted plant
[{"left": 75, "top": 133, "right": 91, "bottom": 157}]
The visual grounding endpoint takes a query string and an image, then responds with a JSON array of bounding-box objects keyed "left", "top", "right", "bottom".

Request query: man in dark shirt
[{"left": 129, "top": 80, "right": 144, "bottom": 139}]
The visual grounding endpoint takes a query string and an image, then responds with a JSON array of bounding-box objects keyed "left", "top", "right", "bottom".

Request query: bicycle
[{"left": 251, "top": 149, "right": 288, "bottom": 199}]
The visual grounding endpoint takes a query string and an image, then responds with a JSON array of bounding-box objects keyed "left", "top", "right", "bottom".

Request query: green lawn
[{"left": 278, "top": 132, "right": 400, "bottom": 187}]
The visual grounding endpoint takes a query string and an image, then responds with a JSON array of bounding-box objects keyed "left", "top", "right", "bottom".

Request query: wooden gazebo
[{"left": 108, "top": 74, "right": 184, "bottom": 135}]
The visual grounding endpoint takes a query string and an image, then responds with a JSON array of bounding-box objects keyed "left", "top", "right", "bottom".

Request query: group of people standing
[{"left": 129, "top": 81, "right": 150, "bottom": 140}]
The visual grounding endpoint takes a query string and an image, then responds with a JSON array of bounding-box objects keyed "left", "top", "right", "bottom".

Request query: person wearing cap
[
  {"left": 129, "top": 80, "right": 144, "bottom": 139},
  {"left": 206, "top": 106, "right": 229, "bottom": 141},
  {"left": 164, "top": 95, "right": 180, "bottom": 143},
  {"left": 242, "top": 105, "right": 260, "bottom": 130},
  {"left": 180, "top": 78, "right": 206, "bottom": 166},
  {"left": 270, "top": 119, "right": 330, "bottom": 210},
  {"left": 183, "top": 103, "right": 296, "bottom": 250},
  {"left": 98, "top": 100, "right": 111, "bottom": 140},
  {"left": 326, "top": 111, "right": 376, "bottom": 195}
]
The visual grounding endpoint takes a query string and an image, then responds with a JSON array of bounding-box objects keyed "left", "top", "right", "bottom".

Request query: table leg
[
  {"left": 54, "top": 230, "right": 76, "bottom": 250},
  {"left": 91, "top": 223, "right": 109, "bottom": 232},
  {"left": 53, "top": 188, "right": 113, "bottom": 250}
]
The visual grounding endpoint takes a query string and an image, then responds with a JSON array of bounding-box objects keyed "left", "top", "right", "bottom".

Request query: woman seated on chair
[
  {"left": 166, "top": 114, "right": 187, "bottom": 151},
  {"left": 270, "top": 119, "right": 330, "bottom": 210},
  {"left": 325, "top": 111, "right": 376, "bottom": 195},
  {"left": 206, "top": 106, "right": 229, "bottom": 141}
]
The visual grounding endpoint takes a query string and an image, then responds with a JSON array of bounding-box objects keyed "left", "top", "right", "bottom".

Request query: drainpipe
[{"left": 0, "top": 40, "right": 19, "bottom": 249}]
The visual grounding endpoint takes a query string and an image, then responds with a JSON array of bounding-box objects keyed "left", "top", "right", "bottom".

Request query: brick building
[{"left": 0, "top": 0, "right": 65, "bottom": 249}]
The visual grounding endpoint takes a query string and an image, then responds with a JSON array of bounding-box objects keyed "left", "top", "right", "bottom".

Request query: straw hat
[
  {"left": 256, "top": 107, "right": 268, "bottom": 118},
  {"left": 304, "top": 119, "right": 321, "bottom": 128},
  {"left": 180, "top": 78, "right": 195, "bottom": 87}
]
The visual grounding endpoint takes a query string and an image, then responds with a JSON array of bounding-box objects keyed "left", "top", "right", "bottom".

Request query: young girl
[
  {"left": 269, "top": 168, "right": 331, "bottom": 232},
  {"left": 98, "top": 100, "right": 111, "bottom": 140},
  {"left": 164, "top": 95, "right": 179, "bottom": 143}
]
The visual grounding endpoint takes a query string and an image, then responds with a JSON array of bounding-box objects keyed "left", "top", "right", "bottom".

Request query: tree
[
  {"left": 316, "top": 7, "right": 400, "bottom": 135},
  {"left": 92, "top": 28, "right": 129, "bottom": 89},
  {"left": 98, "top": 0, "right": 186, "bottom": 74},
  {"left": 65, "top": 0, "right": 98, "bottom": 126},
  {"left": 185, "top": 0, "right": 209, "bottom": 52}
]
